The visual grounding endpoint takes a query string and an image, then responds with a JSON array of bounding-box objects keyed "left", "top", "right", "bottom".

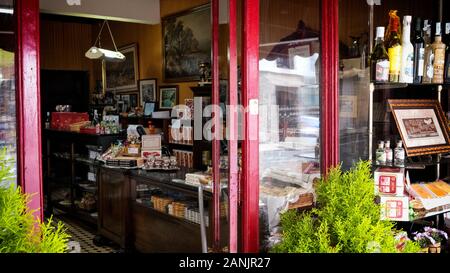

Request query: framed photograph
[
  {"left": 144, "top": 102, "right": 156, "bottom": 117},
  {"left": 162, "top": 4, "right": 211, "bottom": 82},
  {"left": 159, "top": 86, "right": 179, "bottom": 110},
  {"left": 389, "top": 99, "right": 450, "bottom": 157},
  {"left": 129, "top": 94, "right": 138, "bottom": 108},
  {"left": 340, "top": 95, "right": 358, "bottom": 118},
  {"left": 106, "top": 43, "right": 139, "bottom": 92},
  {"left": 139, "top": 78, "right": 157, "bottom": 106}
]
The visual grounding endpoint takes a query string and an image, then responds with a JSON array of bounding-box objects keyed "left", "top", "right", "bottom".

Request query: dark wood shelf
[
  {"left": 134, "top": 201, "right": 203, "bottom": 228},
  {"left": 373, "top": 82, "right": 449, "bottom": 90}
]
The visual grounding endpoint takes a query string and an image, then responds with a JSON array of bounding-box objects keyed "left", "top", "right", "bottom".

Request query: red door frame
[
  {"left": 239, "top": 0, "right": 340, "bottom": 252},
  {"left": 227, "top": 0, "right": 239, "bottom": 254},
  {"left": 241, "top": 0, "right": 260, "bottom": 253},
  {"left": 15, "top": 0, "right": 43, "bottom": 221}
]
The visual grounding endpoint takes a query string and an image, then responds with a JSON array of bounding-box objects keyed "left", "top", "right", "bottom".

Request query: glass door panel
[
  {"left": 0, "top": 0, "right": 16, "bottom": 185},
  {"left": 258, "top": 0, "right": 321, "bottom": 251}
]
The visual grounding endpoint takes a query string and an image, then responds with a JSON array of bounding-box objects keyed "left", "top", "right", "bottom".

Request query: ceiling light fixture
[{"left": 85, "top": 20, "right": 125, "bottom": 62}]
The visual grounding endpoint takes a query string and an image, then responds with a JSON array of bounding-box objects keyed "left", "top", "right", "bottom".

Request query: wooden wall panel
[{"left": 40, "top": 19, "right": 95, "bottom": 92}]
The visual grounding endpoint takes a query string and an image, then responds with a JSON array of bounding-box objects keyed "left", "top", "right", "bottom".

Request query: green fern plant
[
  {"left": 0, "top": 148, "right": 70, "bottom": 253},
  {"left": 271, "top": 161, "right": 421, "bottom": 253}
]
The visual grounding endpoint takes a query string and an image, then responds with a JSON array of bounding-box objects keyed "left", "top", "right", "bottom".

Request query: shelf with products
[{"left": 44, "top": 129, "right": 119, "bottom": 226}]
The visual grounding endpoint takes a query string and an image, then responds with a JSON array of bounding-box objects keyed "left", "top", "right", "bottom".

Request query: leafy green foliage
[
  {"left": 0, "top": 148, "right": 70, "bottom": 253},
  {"left": 272, "top": 161, "right": 421, "bottom": 253}
]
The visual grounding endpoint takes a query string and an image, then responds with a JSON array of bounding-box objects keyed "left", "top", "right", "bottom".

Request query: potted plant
[
  {"left": 412, "top": 232, "right": 434, "bottom": 253},
  {"left": 271, "top": 161, "right": 421, "bottom": 253},
  {"left": 424, "top": 227, "right": 448, "bottom": 253}
]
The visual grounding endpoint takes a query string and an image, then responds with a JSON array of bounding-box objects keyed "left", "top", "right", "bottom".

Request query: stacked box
[{"left": 374, "top": 167, "right": 409, "bottom": 221}]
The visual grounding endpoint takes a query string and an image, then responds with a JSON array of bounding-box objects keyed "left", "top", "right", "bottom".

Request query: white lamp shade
[{"left": 85, "top": 46, "right": 126, "bottom": 62}]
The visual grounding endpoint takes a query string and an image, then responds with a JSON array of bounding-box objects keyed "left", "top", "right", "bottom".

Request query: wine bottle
[
  {"left": 422, "top": 20, "right": 434, "bottom": 83},
  {"left": 370, "top": 27, "right": 390, "bottom": 83},
  {"left": 413, "top": 18, "right": 425, "bottom": 84},
  {"left": 400, "top": 16, "right": 414, "bottom": 83},
  {"left": 445, "top": 22, "right": 450, "bottom": 83},
  {"left": 386, "top": 10, "right": 402, "bottom": 83},
  {"left": 432, "top": 22, "right": 446, "bottom": 84}
]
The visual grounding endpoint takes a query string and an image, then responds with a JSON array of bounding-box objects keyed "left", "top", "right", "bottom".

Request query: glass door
[
  {"left": 258, "top": 0, "right": 321, "bottom": 251},
  {"left": 0, "top": 0, "right": 17, "bottom": 185}
]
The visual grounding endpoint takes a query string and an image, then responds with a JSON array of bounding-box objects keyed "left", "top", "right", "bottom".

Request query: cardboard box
[
  {"left": 380, "top": 196, "right": 410, "bottom": 222},
  {"left": 374, "top": 167, "right": 405, "bottom": 196}
]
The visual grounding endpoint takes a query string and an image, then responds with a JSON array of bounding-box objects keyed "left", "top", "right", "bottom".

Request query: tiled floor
[{"left": 51, "top": 212, "right": 118, "bottom": 253}]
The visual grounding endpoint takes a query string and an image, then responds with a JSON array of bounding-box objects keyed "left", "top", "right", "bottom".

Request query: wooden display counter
[{"left": 97, "top": 167, "right": 228, "bottom": 252}]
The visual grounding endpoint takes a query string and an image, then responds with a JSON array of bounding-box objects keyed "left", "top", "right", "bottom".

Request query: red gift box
[{"left": 51, "top": 112, "right": 89, "bottom": 131}]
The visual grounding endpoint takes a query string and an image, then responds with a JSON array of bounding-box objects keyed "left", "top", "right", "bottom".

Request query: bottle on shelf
[
  {"left": 45, "top": 112, "right": 51, "bottom": 129},
  {"left": 385, "top": 10, "right": 402, "bottom": 83},
  {"left": 422, "top": 19, "right": 434, "bottom": 83},
  {"left": 93, "top": 109, "right": 101, "bottom": 134},
  {"left": 376, "top": 141, "right": 387, "bottom": 166},
  {"left": 413, "top": 17, "right": 425, "bottom": 84},
  {"left": 400, "top": 15, "right": 414, "bottom": 83},
  {"left": 370, "top": 26, "right": 390, "bottom": 83},
  {"left": 444, "top": 22, "right": 450, "bottom": 83},
  {"left": 394, "top": 140, "right": 405, "bottom": 167},
  {"left": 432, "top": 22, "right": 446, "bottom": 84},
  {"left": 385, "top": 140, "right": 393, "bottom": 165}
]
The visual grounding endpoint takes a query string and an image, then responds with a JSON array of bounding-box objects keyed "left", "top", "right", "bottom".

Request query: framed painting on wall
[
  {"left": 389, "top": 99, "right": 450, "bottom": 157},
  {"left": 162, "top": 4, "right": 211, "bottom": 82},
  {"left": 159, "top": 86, "right": 179, "bottom": 110},
  {"left": 105, "top": 43, "right": 139, "bottom": 92},
  {"left": 139, "top": 78, "right": 157, "bottom": 106}
]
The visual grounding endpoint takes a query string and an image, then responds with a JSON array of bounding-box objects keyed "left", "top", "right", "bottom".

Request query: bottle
[
  {"left": 432, "top": 22, "right": 446, "bottom": 84},
  {"left": 422, "top": 20, "right": 434, "bottom": 83},
  {"left": 400, "top": 16, "right": 414, "bottom": 83},
  {"left": 93, "top": 109, "right": 101, "bottom": 134},
  {"left": 45, "top": 112, "right": 51, "bottom": 129},
  {"left": 394, "top": 140, "right": 405, "bottom": 167},
  {"left": 386, "top": 10, "right": 402, "bottom": 83},
  {"left": 370, "top": 27, "right": 390, "bottom": 83},
  {"left": 376, "top": 141, "right": 386, "bottom": 165},
  {"left": 413, "top": 18, "right": 425, "bottom": 84},
  {"left": 385, "top": 140, "right": 393, "bottom": 165},
  {"left": 444, "top": 22, "right": 450, "bottom": 83}
]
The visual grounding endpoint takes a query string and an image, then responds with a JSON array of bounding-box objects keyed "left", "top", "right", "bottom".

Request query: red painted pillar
[
  {"left": 241, "top": 0, "right": 260, "bottom": 253},
  {"left": 321, "top": 0, "right": 340, "bottom": 174},
  {"left": 211, "top": 0, "right": 221, "bottom": 251},
  {"left": 15, "top": 0, "right": 43, "bottom": 221},
  {"left": 227, "top": 0, "right": 239, "bottom": 253}
]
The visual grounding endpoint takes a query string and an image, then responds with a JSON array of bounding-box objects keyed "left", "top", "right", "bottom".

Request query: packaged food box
[
  {"left": 374, "top": 167, "right": 405, "bottom": 197},
  {"left": 51, "top": 112, "right": 89, "bottom": 130},
  {"left": 380, "top": 196, "right": 410, "bottom": 222}
]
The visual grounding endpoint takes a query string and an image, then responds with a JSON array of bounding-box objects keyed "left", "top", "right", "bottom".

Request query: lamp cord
[{"left": 93, "top": 20, "right": 120, "bottom": 52}]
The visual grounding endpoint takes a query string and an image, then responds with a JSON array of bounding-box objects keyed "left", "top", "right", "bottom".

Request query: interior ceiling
[{"left": 39, "top": 0, "right": 161, "bottom": 25}]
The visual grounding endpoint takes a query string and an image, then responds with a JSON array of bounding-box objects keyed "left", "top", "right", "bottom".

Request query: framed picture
[
  {"left": 340, "top": 95, "right": 358, "bottom": 118},
  {"left": 162, "top": 4, "right": 211, "bottom": 82},
  {"left": 129, "top": 94, "right": 138, "bottom": 108},
  {"left": 106, "top": 43, "right": 139, "bottom": 92},
  {"left": 159, "top": 86, "right": 179, "bottom": 110},
  {"left": 139, "top": 78, "right": 157, "bottom": 106},
  {"left": 144, "top": 102, "right": 156, "bottom": 117},
  {"left": 389, "top": 99, "right": 450, "bottom": 157}
]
